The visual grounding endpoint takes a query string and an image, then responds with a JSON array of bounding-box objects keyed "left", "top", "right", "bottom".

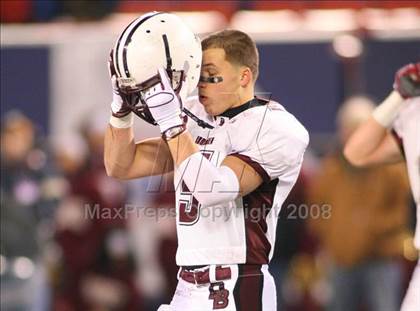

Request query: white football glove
[
  {"left": 108, "top": 76, "right": 134, "bottom": 128},
  {"left": 144, "top": 68, "right": 184, "bottom": 133},
  {"left": 110, "top": 76, "right": 131, "bottom": 117},
  {"left": 108, "top": 48, "right": 133, "bottom": 128}
]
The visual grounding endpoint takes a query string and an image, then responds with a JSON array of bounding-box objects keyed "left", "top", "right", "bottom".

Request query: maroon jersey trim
[
  {"left": 229, "top": 152, "right": 278, "bottom": 264},
  {"left": 243, "top": 179, "right": 279, "bottom": 264},
  {"left": 229, "top": 153, "right": 271, "bottom": 183},
  {"left": 233, "top": 265, "right": 263, "bottom": 311}
]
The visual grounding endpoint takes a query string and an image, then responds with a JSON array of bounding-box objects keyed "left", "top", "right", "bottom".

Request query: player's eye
[{"left": 203, "top": 72, "right": 216, "bottom": 77}]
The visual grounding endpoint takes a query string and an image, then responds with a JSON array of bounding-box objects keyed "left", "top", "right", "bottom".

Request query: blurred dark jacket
[
  {"left": 1, "top": 144, "right": 59, "bottom": 258},
  {"left": 309, "top": 153, "right": 411, "bottom": 267}
]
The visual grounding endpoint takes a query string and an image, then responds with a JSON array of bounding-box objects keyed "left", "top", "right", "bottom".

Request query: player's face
[{"left": 198, "top": 48, "right": 243, "bottom": 116}]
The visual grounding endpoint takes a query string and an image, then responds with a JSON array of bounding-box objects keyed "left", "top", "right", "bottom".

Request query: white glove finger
[
  {"left": 157, "top": 67, "right": 173, "bottom": 90},
  {"left": 110, "top": 75, "right": 124, "bottom": 114},
  {"left": 111, "top": 75, "right": 119, "bottom": 93},
  {"left": 111, "top": 99, "right": 123, "bottom": 114}
]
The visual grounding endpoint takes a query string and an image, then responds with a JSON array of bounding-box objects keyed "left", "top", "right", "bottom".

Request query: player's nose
[{"left": 198, "top": 78, "right": 206, "bottom": 88}]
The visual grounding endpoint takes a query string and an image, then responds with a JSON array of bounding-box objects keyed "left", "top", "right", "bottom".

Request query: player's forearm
[
  {"left": 104, "top": 125, "right": 136, "bottom": 178},
  {"left": 166, "top": 131, "right": 200, "bottom": 167},
  {"left": 344, "top": 91, "right": 404, "bottom": 166},
  {"left": 343, "top": 117, "right": 388, "bottom": 166}
]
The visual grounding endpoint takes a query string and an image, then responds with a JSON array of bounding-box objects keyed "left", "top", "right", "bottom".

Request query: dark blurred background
[{"left": 1, "top": 1, "right": 419, "bottom": 311}]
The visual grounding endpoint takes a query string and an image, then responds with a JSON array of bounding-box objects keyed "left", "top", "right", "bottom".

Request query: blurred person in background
[
  {"left": 344, "top": 63, "right": 420, "bottom": 310},
  {"left": 1, "top": 111, "right": 66, "bottom": 311},
  {"left": 51, "top": 113, "right": 142, "bottom": 310},
  {"left": 53, "top": 195, "right": 141, "bottom": 310},
  {"left": 127, "top": 173, "right": 177, "bottom": 311},
  {"left": 269, "top": 172, "right": 320, "bottom": 310},
  {"left": 309, "top": 96, "right": 411, "bottom": 311}
]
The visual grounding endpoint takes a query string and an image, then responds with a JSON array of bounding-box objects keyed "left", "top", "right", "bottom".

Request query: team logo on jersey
[
  {"left": 209, "top": 282, "right": 229, "bottom": 309},
  {"left": 195, "top": 136, "right": 215, "bottom": 145}
]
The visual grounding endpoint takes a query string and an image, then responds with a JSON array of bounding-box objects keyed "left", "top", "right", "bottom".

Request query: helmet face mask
[
  {"left": 111, "top": 12, "right": 202, "bottom": 125},
  {"left": 116, "top": 70, "right": 185, "bottom": 125},
  {"left": 117, "top": 70, "right": 184, "bottom": 95}
]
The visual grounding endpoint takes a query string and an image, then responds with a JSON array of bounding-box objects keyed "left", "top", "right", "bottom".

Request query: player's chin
[
  {"left": 203, "top": 105, "right": 214, "bottom": 115},
  {"left": 200, "top": 96, "right": 213, "bottom": 110}
]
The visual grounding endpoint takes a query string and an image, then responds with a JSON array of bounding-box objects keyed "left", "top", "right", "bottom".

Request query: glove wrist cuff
[
  {"left": 158, "top": 115, "right": 184, "bottom": 133},
  {"left": 372, "top": 91, "right": 404, "bottom": 128},
  {"left": 109, "top": 112, "right": 133, "bottom": 128},
  {"left": 162, "top": 124, "right": 187, "bottom": 141}
]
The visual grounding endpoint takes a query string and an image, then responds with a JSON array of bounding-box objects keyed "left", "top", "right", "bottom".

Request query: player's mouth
[{"left": 199, "top": 94, "right": 208, "bottom": 103}]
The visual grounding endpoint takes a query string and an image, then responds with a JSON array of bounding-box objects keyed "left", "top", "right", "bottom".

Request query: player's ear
[{"left": 239, "top": 68, "right": 252, "bottom": 87}]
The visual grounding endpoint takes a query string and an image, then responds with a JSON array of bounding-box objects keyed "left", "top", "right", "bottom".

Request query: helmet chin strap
[{"left": 182, "top": 108, "right": 214, "bottom": 129}]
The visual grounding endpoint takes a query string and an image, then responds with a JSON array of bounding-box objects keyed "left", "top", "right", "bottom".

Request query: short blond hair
[{"left": 202, "top": 30, "right": 259, "bottom": 81}]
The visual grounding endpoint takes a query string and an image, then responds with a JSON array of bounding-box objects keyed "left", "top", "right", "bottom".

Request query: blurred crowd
[
  {"left": 1, "top": 93, "right": 417, "bottom": 311},
  {"left": 1, "top": 0, "right": 419, "bottom": 23}
]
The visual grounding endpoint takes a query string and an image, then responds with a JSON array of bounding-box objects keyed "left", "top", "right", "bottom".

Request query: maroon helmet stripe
[
  {"left": 119, "top": 12, "right": 163, "bottom": 77},
  {"left": 114, "top": 19, "right": 136, "bottom": 77}
]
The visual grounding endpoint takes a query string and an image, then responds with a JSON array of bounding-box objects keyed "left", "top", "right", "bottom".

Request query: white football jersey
[
  {"left": 173, "top": 96, "right": 309, "bottom": 266},
  {"left": 393, "top": 97, "right": 420, "bottom": 249}
]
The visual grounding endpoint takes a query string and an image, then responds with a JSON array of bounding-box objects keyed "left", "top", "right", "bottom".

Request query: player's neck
[
  {"left": 219, "top": 97, "right": 261, "bottom": 119},
  {"left": 231, "top": 88, "right": 254, "bottom": 109}
]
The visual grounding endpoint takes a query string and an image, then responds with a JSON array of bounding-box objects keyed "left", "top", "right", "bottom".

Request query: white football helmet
[{"left": 110, "top": 12, "right": 202, "bottom": 125}]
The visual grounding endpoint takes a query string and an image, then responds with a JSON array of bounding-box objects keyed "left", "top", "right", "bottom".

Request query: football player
[
  {"left": 344, "top": 63, "right": 420, "bottom": 311},
  {"left": 104, "top": 12, "right": 309, "bottom": 310}
]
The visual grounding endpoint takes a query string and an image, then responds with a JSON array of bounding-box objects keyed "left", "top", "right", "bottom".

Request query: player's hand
[
  {"left": 110, "top": 76, "right": 132, "bottom": 118},
  {"left": 108, "top": 50, "right": 132, "bottom": 118},
  {"left": 393, "top": 62, "right": 420, "bottom": 99},
  {"left": 144, "top": 68, "right": 184, "bottom": 133}
]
